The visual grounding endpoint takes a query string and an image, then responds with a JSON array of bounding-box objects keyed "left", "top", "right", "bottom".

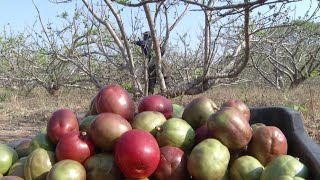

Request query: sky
[
  {"left": 0, "top": 0, "right": 203, "bottom": 37},
  {"left": 0, "top": 0, "right": 76, "bottom": 31},
  {"left": 0, "top": 0, "right": 319, "bottom": 45}
]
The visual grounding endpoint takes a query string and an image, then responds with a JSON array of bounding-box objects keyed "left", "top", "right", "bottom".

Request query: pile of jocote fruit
[{"left": 0, "top": 85, "right": 309, "bottom": 180}]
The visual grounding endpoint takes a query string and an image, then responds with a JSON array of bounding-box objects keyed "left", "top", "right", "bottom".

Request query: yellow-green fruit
[
  {"left": 182, "top": 96, "right": 218, "bottom": 130},
  {"left": 30, "top": 128, "right": 55, "bottom": 152},
  {"left": 24, "top": 148, "right": 56, "bottom": 180},
  {"left": 46, "top": 160, "right": 86, "bottom": 180},
  {"left": 230, "top": 155, "right": 264, "bottom": 180},
  {"left": 260, "top": 155, "right": 308, "bottom": 180},
  {"left": 172, "top": 104, "right": 184, "bottom": 118},
  {"left": 156, "top": 118, "right": 195, "bottom": 152},
  {"left": 277, "top": 175, "right": 306, "bottom": 180},
  {"left": 8, "top": 157, "right": 27, "bottom": 178},
  {"left": 187, "top": 138, "right": 230, "bottom": 180},
  {"left": 0, "top": 144, "right": 19, "bottom": 175},
  {"left": 7, "top": 138, "right": 31, "bottom": 149},
  {"left": 132, "top": 111, "right": 166, "bottom": 136},
  {"left": 85, "top": 153, "right": 122, "bottom": 180},
  {"left": 14, "top": 139, "right": 34, "bottom": 158},
  {"left": 221, "top": 169, "right": 230, "bottom": 180}
]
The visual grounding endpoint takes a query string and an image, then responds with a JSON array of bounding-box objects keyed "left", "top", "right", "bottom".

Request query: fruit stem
[
  {"left": 80, "top": 131, "right": 87, "bottom": 137},
  {"left": 156, "top": 126, "right": 163, "bottom": 132}
]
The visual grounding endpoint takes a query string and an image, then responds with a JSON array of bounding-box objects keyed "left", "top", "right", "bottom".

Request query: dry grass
[
  {"left": 0, "top": 88, "right": 96, "bottom": 143},
  {"left": 0, "top": 83, "right": 319, "bottom": 144}
]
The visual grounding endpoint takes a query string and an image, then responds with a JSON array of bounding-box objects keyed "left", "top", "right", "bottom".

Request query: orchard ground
[{"left": 0, "top": 83, "right": 319, "bottom": 144}]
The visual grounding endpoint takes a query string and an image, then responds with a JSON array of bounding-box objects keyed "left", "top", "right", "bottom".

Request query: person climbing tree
[{"left": 134, "top": 31, "right": 168, "bottom": 94}]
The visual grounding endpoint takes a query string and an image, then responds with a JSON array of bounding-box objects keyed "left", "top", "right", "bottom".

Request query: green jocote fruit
[
  {"left": 131, "top": 111, "right": 167, "bottom": 137},
  {"left": 46, "top": 159, "right": 86, "bottom": 180},
  {"left": 14, "top": 138, "right": 34, "bottom": 158},
  {"left": 172, "top": 104, "right": 184, "bottom": 118},
  {"left": 84, "top": 153, "right": 122, "bottom": 180},
  {"left": 0, "top": 176, "right": 24, "bottom": 180},
  {"left": 156, "top": 118, "right": 195, "bottom": 152},
  {"left": 277, "top": 175, "right": 306, "bottom": 180},
  {"left": 15, "top": 128, "right": 55, "bottom": 158},
  {"left": 0, "top": 144, "right": 19, "bottom": 175},
  {"left": 24, "top": 148, "right": 56, "bottom": 180},
  {"left": 79, "top": 115, "right": 97, "bottom": 133},
  {"left": 230, "top": 155, "right": 264, "bottom": 180},
  {"left": 187, "top": 138, "right": 230, "bottom": 180},
  {"left": 7, "top": 157, "right": 27, "bottom": 178},
  {"left": 182, "top": 96, "right": 218, "bottom": 130},
  {"left": 30, "top": 128, "right": 55, "bottom": 152},
  {"left": 221, "top": 169, "right": 230, "bottom": 180},
  {"left": 260, "top": 155, "right": 308, "bottom": 180}
]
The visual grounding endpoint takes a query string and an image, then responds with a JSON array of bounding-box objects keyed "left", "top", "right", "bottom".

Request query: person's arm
[{"left": 134, "top": 40, "right": 144, "bottom": 47}]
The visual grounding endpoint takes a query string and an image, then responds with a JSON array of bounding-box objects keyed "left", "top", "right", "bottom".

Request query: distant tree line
[{"left": 0, "top": 0, "right": 319, "bottom": 98}]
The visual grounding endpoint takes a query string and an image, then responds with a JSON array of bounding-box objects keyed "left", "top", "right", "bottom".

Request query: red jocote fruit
[
  {"left": 95, "top": 85, "right": 135, "bottom": 121},
  {"left": 247, "top": 126, "right": 288, "bottom": 166},
  {"left": 115, "top": 129, "right": 160, "bottom": 179},
  {"left": 221, "top": 99, "right": 251, "bottom": 122},
  {"left": 55, "top": 131, "right": 95, "bottom": 165},
  {"left": 251, "top": 123, "right": 266, "bottom": 133},
  {"left": 89, "top": 113, "right": 132, "bottom": 151},
  {"left": 194, "top": 124, "right": 212, "bottom": 145},
  {"left": 153, "top": 146, "right": 188, "bottom": 180},
  {"left": 138, "top": 95, "right": 173, "bottom": 119},
  {"left": 207, "top": 107, "right": 252, "bottom": 150},
  {"left": 47, "top": 109, "right": 79, "bottom": 144}
]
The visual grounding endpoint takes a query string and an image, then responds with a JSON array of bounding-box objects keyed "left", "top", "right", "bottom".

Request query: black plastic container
[{"left": 250, "top": 107, "right": 320, "bottom": 179}]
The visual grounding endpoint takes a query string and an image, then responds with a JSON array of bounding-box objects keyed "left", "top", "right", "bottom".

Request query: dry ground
[{"left": 0, "top": 83, "right": 319, "bottom": 144}]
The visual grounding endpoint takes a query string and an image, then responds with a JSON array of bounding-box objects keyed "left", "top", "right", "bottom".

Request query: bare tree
[
  {"left": 2, "top": 0, "right": 316, "bottom": 98},
  {"left": 78, "top": 0, "right": 189, "bottom": 96},
  {"left": 164, "top": 0, "right": 313, "bottom": 97},
  {"left": 252, "top": 20, "right": 320, "bottom": 89}
]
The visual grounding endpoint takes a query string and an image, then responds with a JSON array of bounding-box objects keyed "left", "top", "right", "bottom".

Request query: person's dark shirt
[
  {"left": 134, "top": 40, "right": 151, "bottom": 58},
  {"left": 134, "top": 39, "right": 166, "bottom": 60}
]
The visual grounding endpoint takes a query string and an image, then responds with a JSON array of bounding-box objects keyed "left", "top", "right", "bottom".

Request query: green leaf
[
  {"left": 310, "top": 68, "right": 319, "bottom": 78},
  {"left": 61, "top": 11, "right": 69, "bottom": 19},
  {"left": 284, "top": 104, "right": 308, "bottom": 112},
  {"left": 74, "top": 11, "right": 80, "bottom": 20},
  {"left": 114, "top": 0, "right": 131, "bottom": 5}
]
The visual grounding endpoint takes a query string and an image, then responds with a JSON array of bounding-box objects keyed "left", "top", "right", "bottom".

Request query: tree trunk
[{"left": 143, "top": 3, "right": 167, "bottom": 94}]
